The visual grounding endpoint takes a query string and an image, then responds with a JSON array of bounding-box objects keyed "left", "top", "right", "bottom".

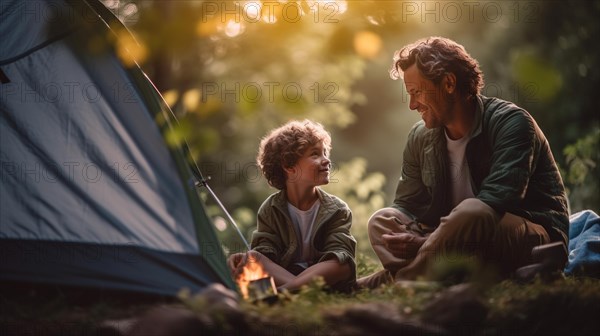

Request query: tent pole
[{"left": 196, "top": 179, "right": 251, "bottom": 251}]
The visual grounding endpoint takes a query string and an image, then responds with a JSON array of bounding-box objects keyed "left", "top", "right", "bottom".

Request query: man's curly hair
[
  {"left": 389, "top": 36, "right": 484, "bottom": 98},
  {"left": 257, "top": 120, "right": 331, "bottom": 190}
]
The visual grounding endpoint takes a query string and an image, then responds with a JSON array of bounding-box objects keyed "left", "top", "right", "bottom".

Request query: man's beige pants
[{"left": 366, "top": 198, "right": 550, "bottom": 283}]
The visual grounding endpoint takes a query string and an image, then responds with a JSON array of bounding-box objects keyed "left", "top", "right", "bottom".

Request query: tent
[{"left": 0, "top": 0, "right": 235, "bottom": 296}]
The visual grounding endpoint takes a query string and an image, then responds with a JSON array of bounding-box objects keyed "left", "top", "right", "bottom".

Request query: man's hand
[{"left": 382, "top": 233, "right": 426, "bottom": 259}]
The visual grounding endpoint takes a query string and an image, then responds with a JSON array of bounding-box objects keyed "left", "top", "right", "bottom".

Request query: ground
[{"left": 2, "top": 262, "right": 600, "bottom": 336}]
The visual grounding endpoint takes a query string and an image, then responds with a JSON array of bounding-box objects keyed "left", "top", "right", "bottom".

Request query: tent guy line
[{"left": 196, "top": 177, "right": 251, "bottom": 251}]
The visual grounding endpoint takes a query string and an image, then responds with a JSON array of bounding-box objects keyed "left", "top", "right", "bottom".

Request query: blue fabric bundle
[{"left": 565, "top": 210, "right": 600, "bottom": 277}]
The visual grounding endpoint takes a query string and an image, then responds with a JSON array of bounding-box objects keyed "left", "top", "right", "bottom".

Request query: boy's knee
[{"left": 246, "top": 250, "right": 266, "bottom": 263}]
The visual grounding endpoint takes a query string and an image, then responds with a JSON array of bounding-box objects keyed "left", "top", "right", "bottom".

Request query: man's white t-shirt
[{"left": 446, "top": 131, "right": 475, "bottom": 207}]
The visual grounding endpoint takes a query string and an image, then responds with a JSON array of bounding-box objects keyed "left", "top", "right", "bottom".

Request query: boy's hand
[
  {"left": 227, "top": 252, "right": 247, "bottom": 275},
  {"left": 382, "top": 233, "right": 426, "bottom": 259}
]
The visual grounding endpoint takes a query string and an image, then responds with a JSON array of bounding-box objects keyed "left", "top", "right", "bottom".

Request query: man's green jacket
[{"left": 392, "top": 95, "right": 569, "bottom": 243}]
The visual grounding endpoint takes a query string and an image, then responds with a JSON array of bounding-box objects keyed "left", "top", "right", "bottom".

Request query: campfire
[{"left": 236, "top": 258, "right": 278, "bottom": 302}]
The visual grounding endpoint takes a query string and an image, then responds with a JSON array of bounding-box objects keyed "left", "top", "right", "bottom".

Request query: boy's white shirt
[{"left": 287, "top": 199, "right": 321, "bottom": 268}]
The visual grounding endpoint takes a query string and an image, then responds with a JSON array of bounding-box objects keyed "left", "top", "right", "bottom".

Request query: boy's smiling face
[{"left": 285, "top": 142, "right": 331, "bottom": 188}]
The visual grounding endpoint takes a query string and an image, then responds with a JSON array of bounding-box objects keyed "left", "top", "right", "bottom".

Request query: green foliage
[
  {"left": 563, "top": 128, "right": 599, "bottom": 184},
  {"left": 510, "top": 49, "right": 563, "bottom": 102},
  {"left": 427, "top": 254, "right": 481, "bottom": 283},
  {"left": 355, "top": 253, "right": 382, "bottom": 278},
  {"left": 562, "top": 128, "right": 600, "bottom": 212},
  {"left": 322, "top": 157, "right": 386, "bottom": 259}
]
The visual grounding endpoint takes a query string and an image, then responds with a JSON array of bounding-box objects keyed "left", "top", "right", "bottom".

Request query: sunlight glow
[
  {"left": 123, "top": 3, "right": 137, "bottom": 16},
  {"left": 214, "top": 216, "right": 228, "bottom": 232},
  {"left": 102, "top": 0, "right": 119, "bottom": 9},
  {"left": 224, "top": 19, "right": 245, "bottom": 37},
  {"left": 243, "top": 1, "right": 262, "bottom": 21},
  {"left": 306, "top": 0, "right": 347, "bottom": 15},
  {"left": 354, "top": 31, "right": 382, "bottom": 60},
  {"left": 114, "top": 29, "right": 148, "bottom": 67},
  {"left": 196, "top": 18, "right": 219, "bottom": 37},
  {"left": 332, "top": 0, "right": 348, "bottom": 14},
  {"left": 262, "top": 12, "right": 278, "bottom": 24},
  {"left": 183, "top": 89, "right": 201, "bottom": 112},
  {"left": 161, "top": 90, "right": 179, "bottom": 108}
]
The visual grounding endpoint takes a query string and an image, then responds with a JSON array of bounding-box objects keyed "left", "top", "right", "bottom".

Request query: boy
[{"left": 228, "top": 120, "right": 356, "bottom": 291}]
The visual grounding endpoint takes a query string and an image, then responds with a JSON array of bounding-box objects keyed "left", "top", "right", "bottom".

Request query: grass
[
  {"left": 175, "top": 274, "right": 600, "bottom": 335},
  {"left": 485, "top": 277, "right": 600, "bottom": 335},
  {"left": 2, "top": 256, "right": 600, "bottom": 335}
]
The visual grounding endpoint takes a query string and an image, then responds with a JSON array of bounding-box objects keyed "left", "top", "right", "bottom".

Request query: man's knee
[
  {"left": 367, "top": 207, "right": 414, "bottom": 233},
  {"left": 445, "top": 198, "right": 499, "bottom": 228},
  {"left": 436, "top": 198, "right": 499, "bottom": 252},
  {"left": 368, "top": 208, "right": 395, "bottom": 227}
]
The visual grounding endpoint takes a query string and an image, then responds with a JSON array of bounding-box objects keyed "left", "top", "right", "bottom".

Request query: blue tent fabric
[
  {"left": 1, "top": 0, "right": 234, "bottom": 295},
  {"left": 565, "top": 210, "right": 600, "bottom": 277},
  {"left": 1, "top": 239, "right": 225, "bottom": 294}
]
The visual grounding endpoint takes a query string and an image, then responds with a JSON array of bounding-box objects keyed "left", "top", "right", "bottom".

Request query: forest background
[{"left": 104, "top": 0, "right": 600, "bottom": 261}]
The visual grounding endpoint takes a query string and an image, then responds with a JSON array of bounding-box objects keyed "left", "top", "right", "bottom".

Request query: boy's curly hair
[{"left": 257, "top": 120, "right": 331, "bottom": 190}]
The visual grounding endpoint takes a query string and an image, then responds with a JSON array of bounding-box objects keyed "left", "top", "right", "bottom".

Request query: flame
[{"left": 237, "top": 258, "right": 269, "bottom": 299}]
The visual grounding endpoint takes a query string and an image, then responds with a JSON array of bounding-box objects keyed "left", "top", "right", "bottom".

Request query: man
[{"left": 358, "top": 37, "right": 569, "bottom": 287}]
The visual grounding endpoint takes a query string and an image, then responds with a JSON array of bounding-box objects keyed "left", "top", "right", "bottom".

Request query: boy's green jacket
[{"left": 251, "top": 188, "right": 357, "bottom": 289}]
